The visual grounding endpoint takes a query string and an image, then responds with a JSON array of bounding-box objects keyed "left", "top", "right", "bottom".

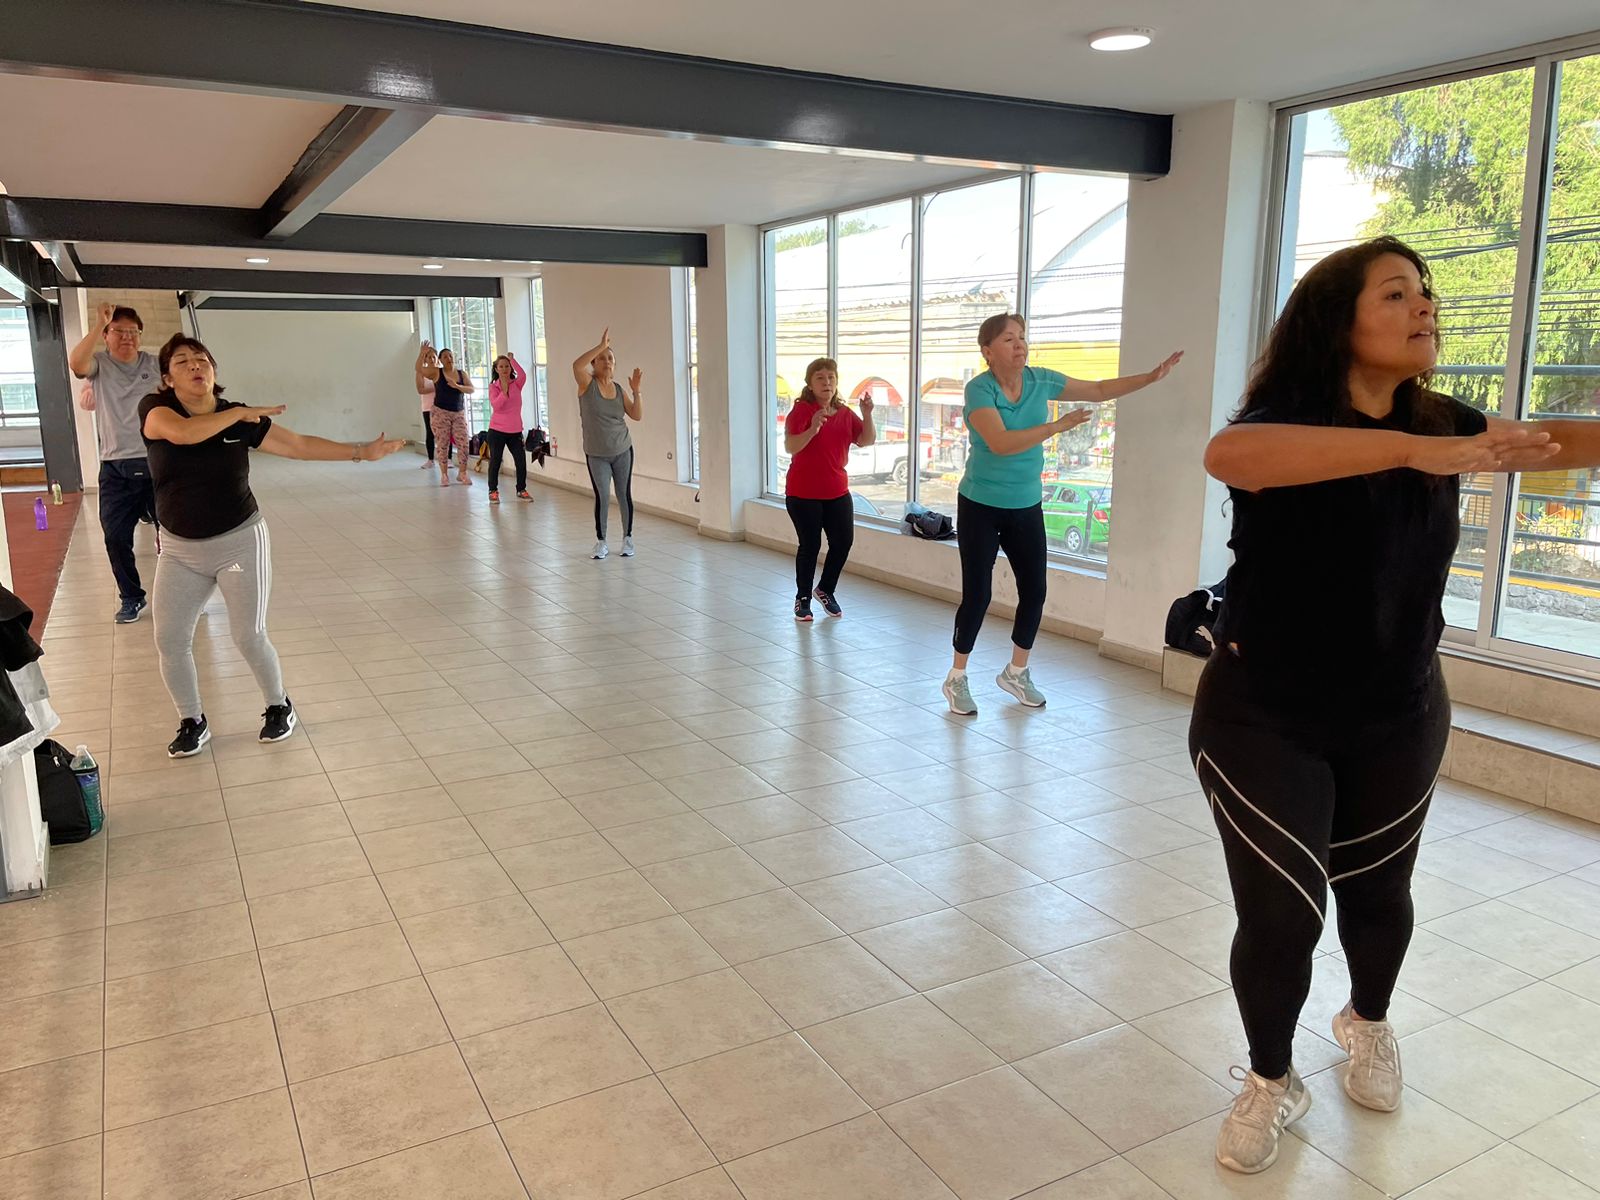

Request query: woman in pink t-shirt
[{"left": 486, "top": 353, "right": 530, "bottom": 503}]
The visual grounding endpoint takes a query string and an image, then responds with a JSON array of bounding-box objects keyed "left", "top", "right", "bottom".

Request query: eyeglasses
[{"left": 107, "top": 327, "right": 141, "bottom": 337}]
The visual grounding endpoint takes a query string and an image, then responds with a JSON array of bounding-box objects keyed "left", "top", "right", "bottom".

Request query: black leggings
[
  {"left": 1188, "top": 651, "right": 1450, "bottom": 1079},
  {"left": 952, "top": 494, "right": 1047, "bottom": 655},
  {"left": 487, "top": 430, "right": 527, "bottom": 493},
  {"left": 786, "top": 494, "right": 855, "bottom": 598}
]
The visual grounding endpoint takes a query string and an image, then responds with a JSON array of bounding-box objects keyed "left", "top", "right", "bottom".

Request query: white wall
[
  {"left": 198, "top": 308, "right": 421, "bottom": 444},
  {"left": 540, "top": 263, "right": 699, "bottom": 522},
  {"left": 1101, "top": 100, "right": 1272, "bottom": 666},
  {"left": 697, "top": 226, "right": 764, "bottom": 539}
]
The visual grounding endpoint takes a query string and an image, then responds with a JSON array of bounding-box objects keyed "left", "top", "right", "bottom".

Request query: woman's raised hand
[
  {"left": 1145, "top": 351, "right": 1185, "bottom": 384},
  {"left": 629, "top": 368, "right": 643, "bottom": 394},
  {"left": 1406, "top": 428, "right": 1559, "bottom": 476}
]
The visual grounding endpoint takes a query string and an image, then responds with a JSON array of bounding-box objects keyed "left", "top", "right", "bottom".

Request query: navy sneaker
[
  {"left": 794, "top": 595, "right": 814, "bottom": 623},
  {"left": 813, "top": 588, "right": 843, "bottom": 618},
  {"left": 259, "top": 698, "right": 297, "bottom": 743},
  {"left": 115, "top": 597, "right": 147, "bottom": 625},
  {"left": 167, "top": 716, "right": 210, "bottom": 758}
]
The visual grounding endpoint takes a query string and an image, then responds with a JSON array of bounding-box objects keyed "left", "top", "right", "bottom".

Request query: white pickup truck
[{"left": 776, "top": 433, "right": 932, "bottom": 487}]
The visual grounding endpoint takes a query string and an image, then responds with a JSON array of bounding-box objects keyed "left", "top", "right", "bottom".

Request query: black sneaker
[
  {"left": 813, "top": 588, "right": 843, "bottom": 618},
  {"left": 259, "top": 697, "right": 297, "bottom": 743},
  {"left": 168, "top": 716, "right": 210, "bottom": 758},
  {"left": 115, "top": 597, "right": 147, "bottom": 625},
  {"left": 794, "top": 595, "right": 814, "bottom": 623}
]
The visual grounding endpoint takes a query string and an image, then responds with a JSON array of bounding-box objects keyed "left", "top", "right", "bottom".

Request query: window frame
[
  {"left": 1262, "top": 34, "right": 1600, "bottom": 681},
  {"left": 759, "top": 169, "right": 1130, "bottom": 570}
]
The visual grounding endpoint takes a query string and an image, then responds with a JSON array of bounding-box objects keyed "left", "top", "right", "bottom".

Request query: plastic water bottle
[
  {"left": 50, "top": 481, "right": 62, "bottom": 505},
  {"left": 69, "top": 745, "right": 104, "bottom": 835},
  {"left": 33, "top": 497, "right": 47, "bottom": 530}
]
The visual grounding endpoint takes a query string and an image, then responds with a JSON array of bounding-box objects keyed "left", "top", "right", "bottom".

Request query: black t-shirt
[
  {"left": 1213, "top": 391, "right": 1488, "bottom": 715},
  {"left": 138, "top": 393, "right": 273, "bottom": 539}
]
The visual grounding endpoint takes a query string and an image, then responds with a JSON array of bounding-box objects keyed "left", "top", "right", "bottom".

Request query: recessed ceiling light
[
  {"left": 1088, "top": 27, "right": 1153, "bottom": 51},
  {"left": 245, "top": 256, "right": 270, "bottom": 264},
  {"left": 421, "top": 263, "right": 445, "bottom": 270}
]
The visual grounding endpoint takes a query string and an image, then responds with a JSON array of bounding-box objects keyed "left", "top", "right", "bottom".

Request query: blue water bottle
[{"left": 69, "top": 744, "right": 104, "bottom": 836}]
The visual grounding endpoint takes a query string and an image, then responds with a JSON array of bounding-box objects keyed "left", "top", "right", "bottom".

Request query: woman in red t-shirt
[{"left": 783, "top": 357, "right": 875, "bottom": 621}]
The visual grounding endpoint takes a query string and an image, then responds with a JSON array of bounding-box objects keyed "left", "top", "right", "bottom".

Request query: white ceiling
[
  {"left": 308, "top": 0, "right": 1600, "bottom": 111},
  {"left": 0, "top": 75, "right": 341, "bottom": 206},
  {"left": 73, "top": 243, "right": 538, "bottom": 278},
  {"left": 328, "top": 117, "right": 988, "bottom": 228}
]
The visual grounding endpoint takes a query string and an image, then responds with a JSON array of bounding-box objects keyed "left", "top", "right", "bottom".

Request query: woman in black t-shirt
[
  {"left": 141, "top": 334, "right": 405, "bottom": 758},
  {"left": 1193, "top": 237, "right": 1596, "bottom": 1175}
]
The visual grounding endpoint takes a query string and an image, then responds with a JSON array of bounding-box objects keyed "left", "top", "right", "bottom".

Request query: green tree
[{"left": 1330, "top": 58, "right": 1600, "bottom": 415}]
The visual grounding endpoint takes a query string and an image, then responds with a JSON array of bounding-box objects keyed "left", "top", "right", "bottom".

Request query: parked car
[{"left": 1043, "top": 483, "right": 1111, "bottom": 554}]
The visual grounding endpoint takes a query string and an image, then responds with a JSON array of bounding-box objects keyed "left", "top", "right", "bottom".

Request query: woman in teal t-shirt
[{"left": 941, "top": 312, "right": 1181, "bottom": 716}]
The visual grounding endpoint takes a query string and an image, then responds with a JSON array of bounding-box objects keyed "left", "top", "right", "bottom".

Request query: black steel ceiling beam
[
  {"left": 0, "top": 0, "right": 1171, "bottom": 177},
  {"left": 0, "top": 241, "right": 63, "bottom": 303},
  {"left": 196, "top": 296, "right": 418, "bottom": 312},
  {"left": 75, "top": 265, "right": 500, "bottom": 298},
  {"left": 262, "top": 105, "right": 432, "bottom": 239},
  {"left": 0, "top": 197, "right": 706, "bottom": 268}
]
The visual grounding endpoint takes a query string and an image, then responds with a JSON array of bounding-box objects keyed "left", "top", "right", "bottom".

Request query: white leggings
[{"left": 153, "top": 515, "right": 285, "bottom": 721}]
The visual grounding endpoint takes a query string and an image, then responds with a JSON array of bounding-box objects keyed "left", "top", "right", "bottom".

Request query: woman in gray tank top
[{"left": 572, "top": 327, "right": 643, "bottom": 560}]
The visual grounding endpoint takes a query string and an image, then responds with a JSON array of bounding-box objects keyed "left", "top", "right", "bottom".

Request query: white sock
[
  {"left": 1003, "top": 664, "right": 1024, "bottom": 677},
  {"left": 946, "top": 668, "right": 966, "bottom": 682}
]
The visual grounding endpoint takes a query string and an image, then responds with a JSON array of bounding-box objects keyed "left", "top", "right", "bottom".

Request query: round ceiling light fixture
[
  {"left": 1088, "top": 27, "right": 1154, "bottom": 52},
  {"left": 245, "top": 256, "right": 270, "bottom": 264},
  {"left": 421, "top": 262, "right": 445, "bottom": 270}
]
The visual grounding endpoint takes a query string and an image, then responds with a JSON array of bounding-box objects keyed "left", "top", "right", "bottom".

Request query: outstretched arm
[
  {"left": 1056, "top": 351, "right": 1184, "bottom": 404},
  {"left": 259, "top": 426, "right": 407, "bottom": 462},
  {"left": 1204, "top": 422, "right": 1560, "bottom": 491}
]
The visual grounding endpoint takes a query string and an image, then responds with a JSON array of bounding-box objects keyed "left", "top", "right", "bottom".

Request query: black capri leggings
[
  {"left": 1188, "top": 650, "right": 1449, "bottom": 1079},
  {"left": 786, "top": 494, "right": 855, "bottom": 598},
  {"left": 486, "top": 430, "right": 527, "bottom": 493},
  {"left": 952, "top": 494, "right": 1047, "bottom": 655}
]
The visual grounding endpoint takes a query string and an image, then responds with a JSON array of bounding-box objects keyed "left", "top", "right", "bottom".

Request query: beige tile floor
[{"left": 4, "top": 454, "right": 1600, "bottom": 1199}]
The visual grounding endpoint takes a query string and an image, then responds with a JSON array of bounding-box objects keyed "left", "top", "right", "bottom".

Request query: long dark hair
[
  {"left": 156, "top": 333, "right": 225, "bottom": 400},
  {"left": 1236, "top": 236, "right": 1448, "bottom": 432}
]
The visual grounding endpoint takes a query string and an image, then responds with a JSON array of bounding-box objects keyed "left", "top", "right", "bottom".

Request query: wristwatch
[{"left": 351, "top": 446, "right": 362, "bottom": 462}]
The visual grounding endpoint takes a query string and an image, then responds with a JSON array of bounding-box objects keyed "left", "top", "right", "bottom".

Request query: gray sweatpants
[
  {"left": 153, "top": 514, "right": 286, "bottom": 721},
  {"left": 585, "top": 447, "right": 635, "bottom": 541}
]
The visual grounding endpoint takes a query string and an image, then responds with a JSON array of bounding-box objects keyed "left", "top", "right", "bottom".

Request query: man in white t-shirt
[{"left": 69, "top": 303, "right": 161, "bottom": 624}]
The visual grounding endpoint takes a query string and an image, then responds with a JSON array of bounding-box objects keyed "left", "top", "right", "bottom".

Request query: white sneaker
[
  {"left": 1216, "top": 1066, "right": 1310, "bottom": 1175},
  {"left": 621, "top": 536, "right": 635, "bottom": 557},
  {"left": 1332, "top": 1005, "right": 1402, "bottom": 1112},
  {"left": 995, "top": 665, "right": 1047, "bottom": 707},
  {"left": 592, "top": 541, "right": 609, "bottom": 560},
  {"left": 942, "top": 673, "right": 978, "bottom": 716}
]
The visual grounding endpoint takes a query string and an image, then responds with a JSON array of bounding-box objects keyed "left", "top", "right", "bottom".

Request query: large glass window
[
  {"left": 687, "top": 269, "right": 700, "bottom": 482},
  {"left": 0, "top": 306, "right": 39, "bottom": 428},
  {"left": 429, "top": 297, "right": 497, "bottom": 429},
  {"left": 1500, "top": 53, "right": 1600, "bottom": 656},
  {"left": 761, "top": 176, "right": 1130, "bottom": 560},
  {"left": 766, "top": 218, "right": 829, "bottom": 494},
  {"left": 917, "top": 178, "right": 1021, "bottom": 515},
  {"left": 1028, "top": 173, "right": 1129, "bottom": 560},
  {"left": 837, "top": 200, "right": 913, "bottom": 518},
  {"left": 529, "top": 278, "right": 548, "bottom": 430},
  {"left": 1275, "top": 49, "right": 1600, "bottom": 667}
]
